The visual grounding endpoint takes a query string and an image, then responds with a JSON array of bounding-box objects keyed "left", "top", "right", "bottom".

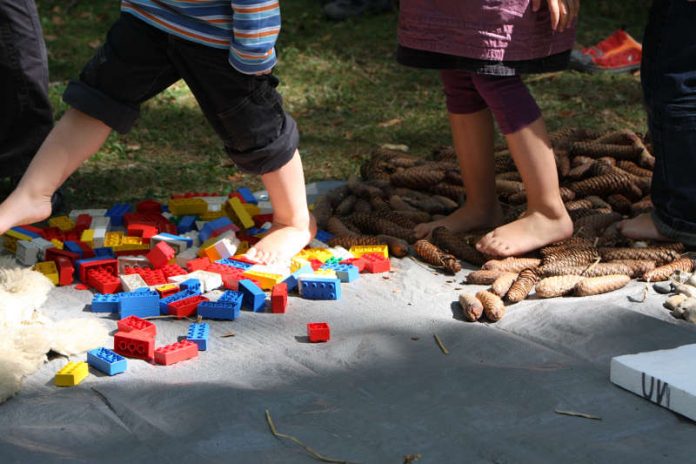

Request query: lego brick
[
  {"left": 179, "top": 278, "right": 202, "bottom": 293},
  {"left": 87, "top": 348, "right": 127, "bottom": 376},
  {"left": 217, "top": 257, "right": 253, "bottom": 270},
  {"left": 127, "top": 266, "right": 167, "bottom": 286},
  {"left": 5, "top": 228, "right": 33, "bottom": 242},
  {"left": 146, "top": 241, "right": 176, "bottom": 269},
  {"left": 212, "top": 237, "right": 240, "bottom": 260},
  {"left": 87, "top": 268, "right": 121, "bottom": 294},
  {"left": 106, "top": 203, "right": 132, "bottom": 227},
  {"left": 187, "top": 256, "right": 211, "bottom": 272},
  {"left": 55, "top": 256, "right": 75, "bottom": 286},
  {"left": 199, "top": 217, "right": 238, "bottom": 243},
  {"left": 136, "top": 199, "right": 162, "bottom": 214},
  {"left": 176, "top": 246, "right": 200, "bottom": 268},
  {"left": 320, "top": 262, "right": 359, "bottom": 283},
  {"left": 150, "top": 233, "right": 192, "bottom": 254},
  {"left": 119, "top": 273, "right": 148, "bottom": 292},
  {"left": 611, "top": 344, "right": 696, "bottom": 422},
  {"left": 362, "top": 253, "right": 391, "bottom": 273},
  {"left": 226, "top": 197, "right": 254, "bottom": 229},
  {"left": 48, "top": 215, "right": 75, "bottom": 231},
  {"left": 242, "top": 269, "right": 284, "bottom": 290},
  {"left": 307, "top": 322, "right": 330, "bottom": 343},
  {"left": 154, "top": 283, "right": 180, "bottom": 298},
  {"left": 91, "top": 293, "right": 121, "bottom": 313},
  {"left": 201, "top": 289, "right": 225, "bottom": 302},
  {"left": 16, "top": 240, "right": 41, "bottom": 266},
  {"left": 298, "top": 276, "right": 341, "bottom": 300},
  {"left": 161, "top": 263, "right": 187, "bottom": 279},
  {"left": 154, "top": 340, "right": 199, "bottom": 365},
  {"left": 187, "top": 322, "right": 210, "bottom": 351},
  {"left": 119, "top": 289, "right": 160, "bottom": 319},
  {"left": 340, "top": 257, "right": 366, "bottom": 273},
  {"left": 315, "top": 230, "right": 334, "bottom": 243},
  {"left": 69, "top": 208, "right": 107, "bottom": 220},
  {"left": 237, "top": 187, "right": 258, "bottom": 204},
  {"left": 281, "top": 263, "right": 314, "bottom": 292},
  {"left": 159, "top": 289, "right": 199, "bottom": 314},
  {"left": 349, "top": 245, "right": 389, "bottom": 259},
  {"left": 177, "top": 215, "right": 197, "bottom": 234},
  {"left": 75, "top": 257, "right": 118, "bottom": 284},
  {"left": 33, "top": 261, "right": 59, "bottom": 285},
  {"left": 168, "top": 197, "right": 208, "bottom": 216},
  {"left": 238, "top": 279, "right": 266, "bottom": 312},
  {"left": 117, "top": 315, "right": 157, "bottom": 337},
  {"left": 55, "top": 361, "right": 89, "bottom": 387},
  {"left": 313, "top": 268, "right": 337, "bottom": 278},
  {"left": 271, "top": 283, "right": 288, "bottom": 314},
  {"left": 167, "top": 295, "right": 208, "bottom": 318},
  {"left": 197, "top": 295, "right": 241, "bottom": 320},
  {"left": 298, "top": 248, "right": 334, "bottom": 263},
  {"left": 128, "top": 223, "right": 158, "bottom": 241},
  {"left": 169, "top": 270, "right": 222, "bottom": 292},
  {"left": 114, "top": 330, "right": 155, "bottom": 360}
]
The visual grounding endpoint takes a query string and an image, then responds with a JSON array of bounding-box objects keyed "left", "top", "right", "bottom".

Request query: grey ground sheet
[{"left": 2, "top": 259, "right": 696, "bottom": 464}]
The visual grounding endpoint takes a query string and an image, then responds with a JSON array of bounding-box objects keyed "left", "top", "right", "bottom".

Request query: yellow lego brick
[
  {"left": 2, "top": 235, "right": 18, "bottom": 253},
  {"left": 168, "top": 198, "right": 208, "bottom": 216},
  {"left": 4, "top": 229, "right": 32, "bottom": 241},
  {"left": 104, "top": 231, "right": 123, "bottom": 247},
  {"left": 199, "top": 210, "right": 225, "bottom": 221},
  {"left": 113, "top": 236, "right": 149, "bottom": 252},
  {"left": 243, "top": 203, "right": 260, "bottom": 217},
  {"left": 50, "top": 239, "right": 64, "bottom": 249},
  {"left": 154, "top": 283, "right": 179, "bottom": 294},
  {"left": 54, "top": 361, "right": 89, "bottom": 387},
  {"left": 298, "top": 248, "right": 334, "bottom": 263},
  {"left": 226, "top": 197, "right": 254, "bottom": 229},
  {"left": 349, "top": 245, "right": 389, "bottom": 259},
  {"left": 242, "top": 269, "right": 284, "bottom": 290},
  {"left": 290, "top": 256, "right": 311, "bottom": 273},
  {"left": 314, "top": 268, "right": 337, "bottom": 278},
  {"left": 80, "top": 229, "right": 95, "bottom": 246},
  {"left": 48, "top": 215, "right": 75, "bottom": 232},
  {"left": 33, "top": 261, "right": 59, "bottom": 285}
]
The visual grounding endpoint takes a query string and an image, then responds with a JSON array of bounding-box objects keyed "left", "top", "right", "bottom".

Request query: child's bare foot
[
  {"left": 476, "top": 208, "right": 573, "bottom": 257},
  {"left": 414, "top": 203, "right": 504, "bottom": 239},
  {"left": 617, "top": 213, "right": 669, "bottom": 241},
  {"left": 0, "top": 189, "right": 53, "bottom": 235},
  {"left": 245, "top": 214, "right": 317, "bottom": 265}
]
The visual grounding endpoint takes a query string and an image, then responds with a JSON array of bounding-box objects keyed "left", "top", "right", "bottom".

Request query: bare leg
[
  {"left": 245, "top": 149, "right": 316, "bottom": 264},
  {"left": 476, "top": 117, "right": 573, "bottom": 256},
  {"left": 414, "top": 109, "right": 503, "bottom": 239},
  {"left": 0, "top": 109, "right": 111, "bottom": 234},
  {"left": 617, "top": 213, "right": 669, "bottom": 241}
]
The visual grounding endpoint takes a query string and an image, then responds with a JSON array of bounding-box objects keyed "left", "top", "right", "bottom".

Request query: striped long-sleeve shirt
[{"left": 121, "top": 0, "right": 280, "bottom": 75}]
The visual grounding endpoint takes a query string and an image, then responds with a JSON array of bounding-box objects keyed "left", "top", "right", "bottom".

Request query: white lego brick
[
  {"left": 68, "top": 208, "right": 107, "bottom": 220},
  {"left": 120, "top": 273, "right": 148, "bottom": 292},
  {"left": 201, "top": 196, "right": 227, "bottom": 207},
  {"left": 175, "top": 246, "right": 199, "bottom": 267},
  {"left": 610, "top": 344, "right": 696, "bottom": 421},
  {"left": 256, "top": 200, "right": 273, "bottom": 214},
  {"left": 327, "top": 246, "right": 353, "bottom": 260},
  {"left": 91, "top": 216, "right": 111, "bottom": 229},
  {"left": 16, "top": 240, "right": 40, "bottom": 266},
  {"left": 117, "top": 255, "right": 151, "bottom": 274},
  {"left": 202, "top": 289, "right": 224, "bottom": 302},
  {"left": 213, "top": 237, "right": 240, "bottom": 259},
  {"left": 31, "top": 237, "right": 55, "bottom": 261},
  {"left": 168, "top": 270, "right": 222, "bottom": 292},
  {"left": 183, "top": 231, "right": 200, "bottom": 247}
]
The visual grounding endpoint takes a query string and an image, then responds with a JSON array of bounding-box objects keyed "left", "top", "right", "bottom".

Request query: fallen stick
[
  {"left": 554, "top": 409, "right": 602, "bottom": 421},
  {"left": 433, "top": 334, "right": 449, "bottom": 355}
]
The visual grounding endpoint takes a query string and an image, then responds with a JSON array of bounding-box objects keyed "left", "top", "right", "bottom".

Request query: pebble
[{"left": 653, "top": 281, "right": 673, "bottom": 294}]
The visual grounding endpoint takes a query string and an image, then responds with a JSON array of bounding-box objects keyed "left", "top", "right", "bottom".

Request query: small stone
[
  {"left": 664, "top": 294, "right": 687, "bottom": 311},
  {"left": 672, "top": 307, "right": 686, "bottom": 319},
  {"left": 653, "top": 281, "right": 673, "bottom": 294}
]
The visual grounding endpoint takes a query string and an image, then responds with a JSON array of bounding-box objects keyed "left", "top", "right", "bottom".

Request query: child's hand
[{"left": 532, "top": 0, "right": 579, "bottom": 32}]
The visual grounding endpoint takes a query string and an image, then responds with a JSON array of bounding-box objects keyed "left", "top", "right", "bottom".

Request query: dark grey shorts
[{"left": 63, "top": 13, "right": 298, "bottom": 175}]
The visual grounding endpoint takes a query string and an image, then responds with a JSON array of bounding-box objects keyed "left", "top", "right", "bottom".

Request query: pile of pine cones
[{"left": 313, "top": 128, "right": 694, "bottom": 322}]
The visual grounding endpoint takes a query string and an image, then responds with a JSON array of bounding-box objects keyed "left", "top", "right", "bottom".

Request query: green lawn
[{"left": 35, "top": 0, "right": 650, "bottom": 209}]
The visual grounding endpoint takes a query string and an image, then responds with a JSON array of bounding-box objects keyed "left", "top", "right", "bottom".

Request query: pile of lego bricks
[
  {"left": 2, "top": 188, "right": 393, "bottom": 387},
  {"left": 311, "top": 128, "right": 694, "bottom": 323}
]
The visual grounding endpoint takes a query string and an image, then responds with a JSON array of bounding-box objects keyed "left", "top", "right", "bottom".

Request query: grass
[{"left": 31, "top": 0, "right": 650, "bottom": 209}]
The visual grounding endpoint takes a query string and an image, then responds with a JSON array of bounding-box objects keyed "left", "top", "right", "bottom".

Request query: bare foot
[
  {"left": 245, "top": 214, "right": 317, "bottom": 265},
  {"left": 476, "top": 208, "right": 573, "bottom": 257},
  {"left": 617, "top": 213, "right": 669, "bottom": 241},
  {"left": 414, "top": 203, "right": 504, "bottom": 239},
  {"left": 0, "top": 189, "right": 53, "bottom": 235}
]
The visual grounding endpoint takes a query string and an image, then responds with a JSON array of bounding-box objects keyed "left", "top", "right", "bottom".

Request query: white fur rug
[{"left": 0, "top": 256, "right": 109, "bottom": 404}]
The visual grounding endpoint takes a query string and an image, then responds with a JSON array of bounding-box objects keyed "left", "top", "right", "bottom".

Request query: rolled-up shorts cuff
[
  {"left": 226, "top": 112, "right": 299, "bottom": 175},
  {"left": 63, "top": 79, "right": 139, "bottom": 134},
  {"left": 652, "top": 209, "right": 696, "bottom": 247}
]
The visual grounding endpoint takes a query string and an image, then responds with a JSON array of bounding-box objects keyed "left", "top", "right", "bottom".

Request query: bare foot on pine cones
[
  {"left": 414, "top": 203, "right": 504, "bottom": 240},
  {"left": 617, "top": 213, "right": 669, "bottom": 242}
]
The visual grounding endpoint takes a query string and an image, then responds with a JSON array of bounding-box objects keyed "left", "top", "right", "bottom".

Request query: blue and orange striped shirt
[{"left": 121, "top": 0, "right": 280, "bottom": 75}]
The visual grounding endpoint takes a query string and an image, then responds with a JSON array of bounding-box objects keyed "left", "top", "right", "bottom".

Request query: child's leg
[
  {"left": 0, "top": 109, "right": 111, "bottom": 234},
  {"left": 414, "top": 70, "right": 503, "bottom": 239},
  {"left": 471, "top": 75, "right": 572, "bottom": 256}
]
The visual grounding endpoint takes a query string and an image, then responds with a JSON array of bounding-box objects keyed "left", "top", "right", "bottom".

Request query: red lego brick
[
  {"left": 87, "top": 267, "right": 121, "bottom": 294},
  {"left": 114, "top": 330, "right": 155, "bottom": 360},
  {"left": 74, "top": 214, "right": 92, "bottom": 230},
  {"left": 63, "top": 230, "right": 80, "bottom": 242},
  {"left": 128, "top": 224, "right": 158, "bottom": 242},
  {"left": 161, "top": 222, "right": 177, "bottom": 235},
  {"left": 78, "top": 258, "right": 118, "bottom": 284},
  {"left": 362, "top": 253, "right": 391, "bottom": 274},
  {"left": 117, "top": 315, "right": 157, "bottom": 337},
  {"left": 76, "top": 241, "right": 96, "bottom": 259},
  {"left": 41, "top": 227, "right": 63, "bottom": 241},
  {"left": 206, "top": 262, "right": 242, "bottom": 277},
  {"left": 45, "top": 247, "right": 80, "bottom": 265},
  {"left": 308, "top": 259, "right": 323, "bottom": 271},
  {"left": 167, "top": 295, "right": 208, "bottom": 319},
  {"left": 186, "top": 257, "right": 211, "bottom": 272},
  {"left": 340, "top": 257, "right": 367, "bottom": 272},
  {"left": 127, "top": 267, "right": 167, "bottom": 286},
  {"left": 146, "top": 241, "right": 176, "bottom": 268},
  {"left": 271, "top": 283, "right": 288, "bottom": 314},
  {"left": 74, "top": 283, "right": 89, "bottom": 291},
  {"left": 253, "top": 213, "right": 274, "bottom": 228},
  {"left": 136, "top": 199, "right": 162, "bottom": 214},
  {"left": 55, "top": 256, "right": 75, "bottom": 286},
  {"left": 307, "top": 322, "right": 330, "bottom": 343},
  {"left": 161, "top": 263, "right": 186, "bottom": 279},
  {"left": 154, "top": 340, "right": 199, "bottom": 365}
]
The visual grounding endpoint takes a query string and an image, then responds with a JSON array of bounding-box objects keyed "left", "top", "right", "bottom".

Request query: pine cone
[
  {"left": 574, "top": 212, "right": 623, "bottom": 236},
  {"left": 476, "top": 290, "right": 506, "bottom": 322},
  {"left": 353, "top": 198, "right": 372, "bottom": 213},
  {"left": 641, "top": 258, "right": 695, "bottom": 282},
  {"left": 382, "top": 211, "right": 417, "bottom": 229},
  {"left": 496, "top": 171, "right": 522, "bottom": 181},
  {"left": 350, "top": 212, "right": 416, "bottom": 243},
  {"left": 630, "top": 197, "right": 653, "bottom": 215},
  {"left": 608, "top": 260, "right": 657, "bottom": 278},
  {"left": 326, "top": 216, "right": 358, "bottom": 236},
  {"left": 426, "top": 184, "right": 466, "bottom": 202},
  {"left": 569, "top": 173, "right": 640, "bottom": 198},
  {"left": 482, "top": 257, "right": 542, "bottom": 273},
  {"left": 617, "top": 160, "right": 653, "bottom": 178},
  {"left": 539, "top": 262, "right": 633, "bottom": 278},
  {"left": 496, "top": 179, "right": 524, "bottom": 194},
  {"left": 606, "top": 194, "right": 632, "bottom": 214},
  {"left": 431, "top": 227, "right": 486, "bottom": 265},
  {"left": 556, "top": 149, "right": 571, "bottom": 178},
  {"left": 505, "top": 268, "right": 539, "bottom": 303},
  {"left": 313, "top": 196, "right": 333, "bottom": 229},
  {"left": 570, "top": 141, "right": 644, "bottom": 160},
  {"left": 536, "top": 275, "right": 585, "bottom": 298},
  {"left": 432, "top": 145, "right": 456, "bottom": 161},
  {"left": 599, "top": 247, "right": 681, "bottom": 265},
  {"left": 391, "top": 167, "right": 447, "bottom": 189},
  {"left": 564, "top": 198, "right": 595, "bottom": 211},
  {"left": 334, "top": 195, "right": 357, "bottom": 216},
  {"left": 459, "top": 293, "right": 484, "bottom": 322},
  {"left": 388, "top": 195, "right": 420, "bottom": 213},
  {"left": 491, "top": 272, "right": 519, "bottom": 297},
  {"left": 541, "top": 247, "right": 601, "bottom": 266},
  {"left": 574, "top": 274, "right": 631, "bottom": 296},
  {"left": 494, "top": 154, "right": 516, "bottom": 173},
  {"left": 540, "top": 237, "right": 595, "bottom": 257},
  {"left": 413, "top": 240, "right": 462, "bottom": 274},
  {"left": 466, "top": 269, "right": 511, "bottom": 285},
  {"left": 567, "top": 161, "right": 595, "bottom": 180}
]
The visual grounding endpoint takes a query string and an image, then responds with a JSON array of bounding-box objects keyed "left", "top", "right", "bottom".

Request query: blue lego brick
[
  {"left": 105, "top": 203, "right": 131, "bottom": 227},
  {"left": 91, "top": 293, "right": 121, "bottom": 313},
  {"left": 217, "top": 258, "right": 253, "bottom": 270},
  {"left": 199, "top": 217, "right": 235, "bottom": 243},
  {"left": 155, "top": 232, "right": 193, "bottom": 248},
  {"left": 119, "top": 289, "right": 160, "bottom": 318},
  {"left": 320, "top": 263, "right": 359, "bottom": 283},
  {"left": 177, "top": 215, "right": 197, "bottom": 234},
  {"left": 159, "top": 289, "right": 200, "bottom": 315},
  {"left": 87, "top": 347, "right": 127, "bottom": 376},
  {"left": 93, "top": 247, "right": 115, "bottom": 258},
  {"left": 219, "top": 289, "right": 244, "bottom": 304},
  {"left": 315, "top": 230, "right": 334, "bottom": 243},
  {"left": 299, "top": 276, "right": 342, "bottom": 300},
  {"left": 197, "top": 299, "right": 241, "bottom": 321},
  {"left": 238, "top": 279, "right": 266, "bottom": 312},
  {"left": 186, "top": 322, "right": 210, "bottom": 351},
  {"left": 179, "top": 278, "right": 201, "bottom": 293},
  {"left": 11, "top": 226, "right": 40, "bottom": 239},
  {"left": 237, "top": 187, "right": 258, "bottom": 204},
  {"left": 63, "top": 241, "right": 83, "bottom": 257},
  {"left": 281, "top": 264, "right": 314, "bottom": 292}
]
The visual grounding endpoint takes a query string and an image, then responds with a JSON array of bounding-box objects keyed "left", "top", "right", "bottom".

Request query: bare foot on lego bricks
[
  {"left": 476, "top": 208, "right": 573, "bottom": 257},
  {"left": 0, "top": 189, "right": 53, "bottom": 235},
  {"left": 245, "top": 214, "right": 317, "bottom": 265},
  {"left": 414, "top": 202, "right": 504, "bottom": 239},
  {"left": 618, "top": 213, "right": 670, "bottom": 242}
]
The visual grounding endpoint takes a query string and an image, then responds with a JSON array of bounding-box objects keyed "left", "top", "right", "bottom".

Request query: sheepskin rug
[{"left": 0, "top": 256, "right": 109, "bottom": 404}]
